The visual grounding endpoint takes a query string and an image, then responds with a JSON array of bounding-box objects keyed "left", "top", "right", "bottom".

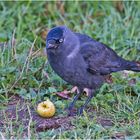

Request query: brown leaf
[
  {"left": 105, "top": 75, "right": 113, "bottom": 84},
  {"left": 54, "top": 90, "right": 71, "bottom": 99}
]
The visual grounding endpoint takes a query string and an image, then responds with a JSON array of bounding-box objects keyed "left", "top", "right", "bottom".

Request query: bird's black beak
[
  {"left": 47, "top": 39, "right": 58, "bottom": 49},
  {"left": 47, "top": 43, "right": 56, "bottom": 49}
]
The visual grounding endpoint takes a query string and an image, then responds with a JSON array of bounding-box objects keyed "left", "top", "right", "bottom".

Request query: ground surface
[
  {"left": 0, "top": 95, "right": 121, "bottom": 138},
  {"left": 0, "top": 1, "right": 140, "bottom": 139}
]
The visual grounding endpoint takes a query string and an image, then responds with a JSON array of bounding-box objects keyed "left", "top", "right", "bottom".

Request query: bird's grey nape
[
  {"left": 67, "top": 41, "right": 80, "bottom": 59},
  {"left": 63, "top": 27, "right": 80, "bottom": 59}
]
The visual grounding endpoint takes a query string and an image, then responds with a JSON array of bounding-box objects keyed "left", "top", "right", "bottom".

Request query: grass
[{"left": 0, "top": 1, "right": 140, "bottom": 139}]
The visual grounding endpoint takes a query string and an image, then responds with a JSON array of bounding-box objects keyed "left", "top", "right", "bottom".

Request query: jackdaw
[{"left": 46, "top": 26, "right": 140, "bottom": 115}]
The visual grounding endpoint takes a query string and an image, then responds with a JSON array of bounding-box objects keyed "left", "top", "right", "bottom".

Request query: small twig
[
  {"left": 31, "top": 48, "right": 41, "bottom": 59},
  {"left": 26, "top": 37, "right": 37, "bottom": 73},
  {"left": 11, "top": 28, "right": 17, "bottom": 59},
  {"left": 27, "top": 105, "right": 32, "bottom": 139}
]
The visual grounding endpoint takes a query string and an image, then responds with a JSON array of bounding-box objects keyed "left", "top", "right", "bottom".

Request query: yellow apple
[{"left": 37, "top": 100, "right": 55, "bottom": 118}]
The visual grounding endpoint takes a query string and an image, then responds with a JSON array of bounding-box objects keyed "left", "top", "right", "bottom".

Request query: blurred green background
[{"left": 0, "top": 1, "right": 140, "bottom": 139}]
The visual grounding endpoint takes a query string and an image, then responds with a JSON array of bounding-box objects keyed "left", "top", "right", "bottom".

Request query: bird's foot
[{"left": 70, "top": 86, "right": 78, "bottom": 93}]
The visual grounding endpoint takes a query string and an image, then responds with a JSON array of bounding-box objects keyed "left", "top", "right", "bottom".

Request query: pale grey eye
[{"left": 59, "top": 38, "right": 63, "bottom": 43}]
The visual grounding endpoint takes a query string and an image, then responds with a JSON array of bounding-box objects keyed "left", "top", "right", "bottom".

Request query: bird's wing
[{"left": 76, "top": 33, "right": 126, "bottom": 75}]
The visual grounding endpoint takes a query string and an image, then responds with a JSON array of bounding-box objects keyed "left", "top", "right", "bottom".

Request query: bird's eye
[{"left": 59, "top": 38, "right": 63, "bottom": 43}]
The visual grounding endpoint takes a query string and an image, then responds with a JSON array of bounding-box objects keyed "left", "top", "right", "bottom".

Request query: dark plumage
[{"left": 46, "top": 26, "right": 140, "bottom": 115}]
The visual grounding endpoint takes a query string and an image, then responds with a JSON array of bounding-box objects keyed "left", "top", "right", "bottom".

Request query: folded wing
[{"left": 76, "top": 33, "right": 128, "bottom": 75}]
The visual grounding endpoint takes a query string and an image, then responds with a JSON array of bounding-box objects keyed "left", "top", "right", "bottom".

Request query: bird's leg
[
  {"left": 68, "top": 88, "right": 83, "bottom": 116},
  {"left": 79, "top": 89, "right": 95, "bottom": 115}
]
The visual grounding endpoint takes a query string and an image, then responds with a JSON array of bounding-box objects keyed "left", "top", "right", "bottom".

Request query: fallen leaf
[
  {"left": 105, "top": 75, "right": 113, "bottom": 84},
  {"left": 54, "top": 90, "right": 71, "bottom": 99}
]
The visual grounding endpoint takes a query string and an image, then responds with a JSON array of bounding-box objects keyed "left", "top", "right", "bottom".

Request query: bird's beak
[{"left": 47, "top": 43, "right": 56, "bottom": 49}]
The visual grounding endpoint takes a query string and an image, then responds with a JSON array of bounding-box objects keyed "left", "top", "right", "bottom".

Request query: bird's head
[
  {"left": 46, "top": 26, "right": 80, "bottom": 56},
  {"left": 46, "top": 26, "right": 66, "bottom": 50}
]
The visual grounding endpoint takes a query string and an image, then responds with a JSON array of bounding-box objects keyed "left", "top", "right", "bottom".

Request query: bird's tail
[{"left": 124, "top": 60, "right": 140, "bottom": 72}]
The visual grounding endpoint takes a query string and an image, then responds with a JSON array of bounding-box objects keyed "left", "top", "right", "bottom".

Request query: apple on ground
[{"left": 37, "top": 99, "right": 55, "bottom": 118}]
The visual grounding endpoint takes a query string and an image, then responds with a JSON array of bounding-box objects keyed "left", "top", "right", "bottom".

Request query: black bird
[{"left": 46, "top": 26, "right": 140, "bottom": 115}]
